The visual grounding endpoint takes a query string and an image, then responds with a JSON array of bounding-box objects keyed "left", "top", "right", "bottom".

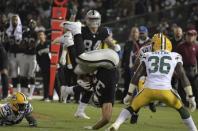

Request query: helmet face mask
[{"left": 85, "top": 10, "right": 101, "bottom": 28}]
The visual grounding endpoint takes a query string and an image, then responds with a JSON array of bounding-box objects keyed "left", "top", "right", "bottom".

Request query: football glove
[
  {"left": 52, "top": 32, "right": 74, "bottom": 48},
  {"left": 123, "top": 94, "right": 132, "bottom": 105},
  {"left": 188, "top": 96, "right": 196, "bottom": 112},
  {"left": 60, "top": 21, "right": 81, "bottom": 36},
  {"left": 113, "top": 44, "right": 121, "bottom": 52},
  {"left": 77, "top": 79, "right": 91, "bottom": 90}
]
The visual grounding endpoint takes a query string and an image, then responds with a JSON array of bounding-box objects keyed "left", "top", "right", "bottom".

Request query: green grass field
[{"left": 0, "top": 100, "right": 198, "bottom": 131}]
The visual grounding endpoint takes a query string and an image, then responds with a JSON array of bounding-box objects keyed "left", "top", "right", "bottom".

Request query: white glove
[
  {"left": 84, "top": 126, "right": 93, "bottom": 130},
  {"left": 52, "top": 32, "right": 74, "bottom": 48},
  {"left": 60, "top": 50, "right": 67, "bottom": 65},
  {"left": 123, "top": 94, "right": 132, "bottom": 105},
  {"left": 77, "top": 79, "right": 91, "bottom": 90},
  {"left": 188, "top": 96, "right": 196, "bottom": 112},
  {"left": 113, "top": 44, "right": 121, "bottom": 52},
  {"left": 60, "top": 21, "right": 81, "bottom": 35}
]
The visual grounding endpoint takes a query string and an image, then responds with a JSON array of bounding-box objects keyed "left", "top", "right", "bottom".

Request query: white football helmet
[{"left": 85, "top": 10, "right": 101, "bottom": 28}]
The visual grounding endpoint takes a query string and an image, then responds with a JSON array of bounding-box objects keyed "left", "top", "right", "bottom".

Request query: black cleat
[
  {"left": 130, "top": 113, "right": 139, "bottom": 124},
  {"left": 149, "top": 102, "right": 156, "bottom": 112}
]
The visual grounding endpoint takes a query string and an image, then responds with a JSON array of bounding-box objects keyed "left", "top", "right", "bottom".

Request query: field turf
[{"left": 0, "top": 100, "right": 197, "bottom": 131}]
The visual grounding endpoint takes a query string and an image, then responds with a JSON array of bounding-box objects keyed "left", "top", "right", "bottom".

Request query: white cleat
[
  {"left": 74, "top": 112, "right": 90, "bottom": 119},
  {"left": 106, "top": 123, "right": 119, "bottom": 131}
]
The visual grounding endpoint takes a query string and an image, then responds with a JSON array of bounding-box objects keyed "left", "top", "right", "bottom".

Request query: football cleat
[
  {"left": 106, "top": 123, "right": 119, "bottom": 131},
  {"left": 74, "top": 112, "right": 90, "bottom": 119},
  {"left": 149, "top": 102, "right": 157, "bottom": 112},
  {"left": 130, "top": 113, "right": 139, "bottom": 124}
]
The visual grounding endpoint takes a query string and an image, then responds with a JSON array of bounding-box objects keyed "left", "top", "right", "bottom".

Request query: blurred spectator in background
[
  {"left": 36, "top": 31, "right": 50, "bottom": 102},
  {"left": 157, "top": 19, "right": 169, "bottom": 35},
  {"left": 135, "top": 0, "right": 149, "bottom": 15},
  {"left": 170, "top": 26, "right": 184, "bottom": 90},
  {"left": 0, "top": 14, "right": 9, "bottom": 100},
  {"left": 188, "top": 2, "right": 198, "bottom": 29},
  {"left": 6, "top": 14, "right": 23, "bottom": 93},
  {"left": 121, "top": 26, "right": 139, "bottom": 101},
  {"left": 176, "top": 26, "right": 198, "bottom": 106},
  {"left": 171, "top": 26, "right": 183, "bottom": 52},
  {"left": 138, "top": 26, "right": 150, "bottom": 46}
]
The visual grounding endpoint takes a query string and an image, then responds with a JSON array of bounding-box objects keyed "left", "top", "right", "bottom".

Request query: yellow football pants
[
  {"left": 138, "top": 76, "right": 145, "bottom": 91},
  {"left": 131, "top": 88, "right": 183, "bottom": 111}
]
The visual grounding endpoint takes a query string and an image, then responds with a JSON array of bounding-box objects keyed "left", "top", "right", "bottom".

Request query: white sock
[
  {"left": 29, "top": 84, "right": 35, "bottom": 98},
  {"left": 17, "top": 84, "right": 21, "bottom": 92},
  {"left": 183, "top": 116, "right": 197, "bottom": 131},
  {"left": 76, "top": 102, "right": 87, "bottom": 113},
  {"left": 114, "top": 108, "right": 131, "bottom": 127},
  {"left": 66, "top": 86, "right": 74, "bottom": 95}
]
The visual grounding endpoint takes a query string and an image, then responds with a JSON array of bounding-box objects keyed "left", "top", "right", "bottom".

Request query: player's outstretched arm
[
  {"left": 25, "top": 113, "right": 37, "bottom": 127},
  {"left": 123, "top": 62, "right": 146, "bottom": 105},
  {"left": 175, "top": 62, "right": 196, "bottom": 112}
]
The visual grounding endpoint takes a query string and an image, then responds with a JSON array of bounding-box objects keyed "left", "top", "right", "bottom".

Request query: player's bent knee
[{"left": 177, "top": 107, "right": 190, "bottom": 119}]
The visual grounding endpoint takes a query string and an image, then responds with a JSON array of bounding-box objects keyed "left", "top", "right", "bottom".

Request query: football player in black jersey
[
  {"left": 53, "top": 10, "right": 120, "bottom": 129},
  {"left": 73, "top": 10, "right": 120, "bottom": 120},
  {"left": 20, "top": 19, "right": 37, "bottom": 99},
  {"left": 54, "top": 10, "right": 120, "bottom": 119}
]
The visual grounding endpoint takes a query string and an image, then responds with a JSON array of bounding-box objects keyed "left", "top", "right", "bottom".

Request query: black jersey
[
  {"left": 22, "top": 28, "right": 37, "bottom": 55},
  {"left": 82, "top": 26, "right": 110, "bottom": 52},
  {"left": 92, "top": 68, "right": 119, "bottom": 107},
  {"left": 0, "top": 27, "right": 9, "bottom": 51}
]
